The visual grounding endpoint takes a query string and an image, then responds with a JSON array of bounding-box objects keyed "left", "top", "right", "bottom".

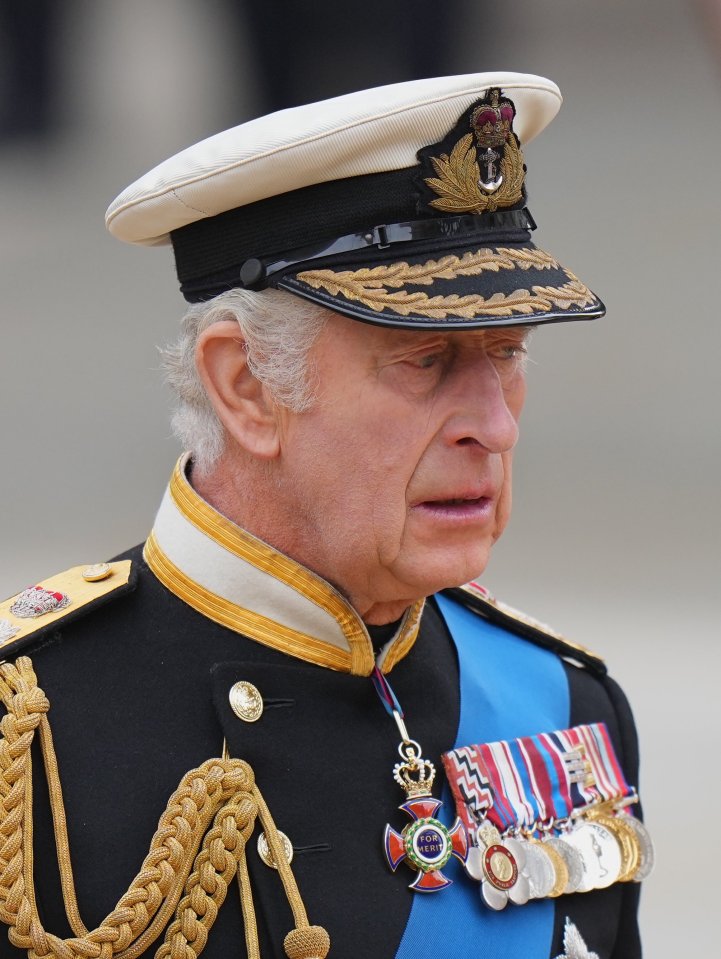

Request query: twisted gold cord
[
  {"left": 0, "top": 658, "right": 329, "bottom": 959},
  {"left": 37, "top": 715, "right": 89, "bottom": 938}
]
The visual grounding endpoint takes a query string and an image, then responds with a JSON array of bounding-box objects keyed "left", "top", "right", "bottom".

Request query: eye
[
  {"left": 489, "top": 341, "right": 528, "bottom": 363},
  {"left": 416, "top": 353, "right": 442, "bottom": 369},
  {"left": 486, "top": 339, "right": 530, "bottom": 382}
]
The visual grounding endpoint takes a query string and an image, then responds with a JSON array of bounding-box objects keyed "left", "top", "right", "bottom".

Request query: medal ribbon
[
  {"left": 371, "top": 664, "right": 404, "bottom": 718},
  {"left": 556, "top": 723, "right": 630, "bottom": 806},
  {"left": 442, "top": 744, "right": 494, "bottom": 833},
  {"left": 444, "top": 722, "right": 630, "bottom": 833}
]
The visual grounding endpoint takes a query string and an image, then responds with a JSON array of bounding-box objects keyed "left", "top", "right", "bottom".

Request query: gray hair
[{"left": 162, "top": 288, "right": 329, "bottom": 470}]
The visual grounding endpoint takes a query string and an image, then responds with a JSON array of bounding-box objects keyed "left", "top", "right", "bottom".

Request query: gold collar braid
[{"left": 0, "top": 658, "right": 330, "bottom": 959}]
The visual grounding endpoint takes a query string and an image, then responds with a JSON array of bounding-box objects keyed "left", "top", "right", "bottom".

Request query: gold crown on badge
[{"left": 393, "top": 755, "right": 437, "bottom": 799}]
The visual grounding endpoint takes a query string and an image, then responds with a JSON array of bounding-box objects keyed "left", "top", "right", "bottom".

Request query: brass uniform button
[
  {"left": 257, "top": 830, "right": 293, "bottom": 869},
  {"left": 229, "top": 681, "right": 263, "bottom": 722},
  {"left": 82, "top": 563, "right": 112, "bottom": 583}
]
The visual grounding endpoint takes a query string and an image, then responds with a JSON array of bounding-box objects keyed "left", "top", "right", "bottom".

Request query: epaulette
[
  {"left": 441, "top": 580, "right": 607, "bottom": 675},
  {"left": 0, "top": 560, "right": 135, "bottom": 659}
]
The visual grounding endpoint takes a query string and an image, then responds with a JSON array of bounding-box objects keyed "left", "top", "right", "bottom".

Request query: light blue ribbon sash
[{"left": 394, "top": 594, "right": 570, "bottom": 959}]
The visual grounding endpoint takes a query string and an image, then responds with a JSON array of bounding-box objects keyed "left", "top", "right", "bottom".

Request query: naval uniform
[{"left": 0, "top": 460, "right": 642, "bottom": 959}]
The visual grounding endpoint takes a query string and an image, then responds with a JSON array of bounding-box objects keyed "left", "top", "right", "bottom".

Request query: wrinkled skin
[{"left": 265, "top": 314, "right": 529, "bottom": 622}]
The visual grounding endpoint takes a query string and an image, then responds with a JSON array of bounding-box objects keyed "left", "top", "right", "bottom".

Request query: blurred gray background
[{"left": 1, "top": 0, "right": 719, "bottom": 954}]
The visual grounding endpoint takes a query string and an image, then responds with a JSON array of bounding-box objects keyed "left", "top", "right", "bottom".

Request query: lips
[
  {"left": 430, "top": 496, "right": 486, "bottom": 506},
  {"left": 411, "top": 493, "right": 496, "bottom": 526},
  {"left": 418, "top": 496, "right": 491, "bottom": 509},
  {"left": 408, "top": 470, "right": 502, "bottom": 527},
  {"left": 413, "top": 485, "right": 496, "bottom": 508}
]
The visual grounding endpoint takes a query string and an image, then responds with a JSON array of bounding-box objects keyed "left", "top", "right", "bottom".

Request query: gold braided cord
[
  {"left": 37, "top": 714, "right": 89, "bottom": 937},
  {"left": 236, "top": 859, "right": 260, "bottom": 959},
  {"left": 253, "top": 791, "right": 307, "bottom": 930},
  {"left": 0, "top": 658, "right": 329, "bottom": 959}
]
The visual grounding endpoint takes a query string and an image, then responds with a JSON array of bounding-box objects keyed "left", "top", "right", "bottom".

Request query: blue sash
[{"left": 394, "top": 594, "right": 570, "bottom": 959}]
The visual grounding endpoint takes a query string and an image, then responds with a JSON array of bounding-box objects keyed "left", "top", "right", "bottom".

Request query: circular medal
[
  {"left": 622, "top": 815, "right": 655, "bottom": 881},
  {"left": 565, "top": 820, "right": 622, "bottom": 891},
  {"left": 523, "top": 838, "right": 556, "bottom": 899},
  {"left": 404, "top": 818, "right": 453, "bottom": 873},
  {"left": 597, "top": 814, "right": 640, "bottom": 882},
  {"left": 544, "top": 835, "right": 584, "bottom": 894},
  {"left": 540, "top": 839, "right": 569, "bottom": 898},
  {"left": 482, "top": 842, "right": 518, "bottom": 890}
]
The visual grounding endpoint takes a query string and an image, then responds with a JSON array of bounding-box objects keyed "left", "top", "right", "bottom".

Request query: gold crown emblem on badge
[
  {"left": 423, "top": 87, "right": 526, "bottom": 215},
  {"left": 470, "top": 88, "right": 515, "bottom": 149},
  {"left": 393, "top": 757, "right": 437, "bottom": 798}
]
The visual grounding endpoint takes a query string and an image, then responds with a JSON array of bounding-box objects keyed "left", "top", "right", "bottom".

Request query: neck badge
[{"left": 373, "top": 667, "right": 468, "bottom": 891}]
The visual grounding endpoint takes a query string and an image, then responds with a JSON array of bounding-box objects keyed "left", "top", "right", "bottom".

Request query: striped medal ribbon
[{"left": 442, "top": 722, "right": 652, "bottom": 903}]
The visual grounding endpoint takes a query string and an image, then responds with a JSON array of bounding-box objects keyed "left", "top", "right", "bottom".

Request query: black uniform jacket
[{"left": 0, "top": 468, "right": 642, "bottom": 959}]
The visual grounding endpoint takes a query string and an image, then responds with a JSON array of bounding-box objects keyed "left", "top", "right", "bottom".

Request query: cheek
[
  {"left": 303, "top": 417, "right": 411, "bottom": 524},
  {"left": 350, "top": 422, "right": 432, "bottom": 547},
  {"left": 351, "top": 393, "right": 432, "bottom": 480},
  {"left": 492, "top": 451, "right": 515, "bottom": 541}
]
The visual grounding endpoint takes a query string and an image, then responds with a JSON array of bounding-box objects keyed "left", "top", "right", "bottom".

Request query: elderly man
[{"left": 0, "top": 75, "right": 647, "bottom": 959}]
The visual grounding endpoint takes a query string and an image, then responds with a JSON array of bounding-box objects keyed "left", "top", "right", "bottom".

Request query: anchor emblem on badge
[{"left": 384, "top": 746, "right": 468, "bottom": 891}]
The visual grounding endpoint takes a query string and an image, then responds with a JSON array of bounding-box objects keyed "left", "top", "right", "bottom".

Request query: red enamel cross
[{"left": 384, "top": 796, "right": 469, "bottom": 892}]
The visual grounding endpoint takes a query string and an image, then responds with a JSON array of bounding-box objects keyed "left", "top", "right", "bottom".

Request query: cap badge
[{"left": 422, "top": 88, "right": 525, "bottom": 215}]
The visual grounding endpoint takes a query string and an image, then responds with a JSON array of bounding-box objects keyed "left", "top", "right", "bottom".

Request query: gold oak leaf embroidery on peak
[
  {"left": 297, "top": 276, "right": 595, "bottom": 320},
  {"left": 297, "top": 252, "right": 594, "bottom": 319},
  {"left": 299, "top": 248, "right": 557, "bottom": 293},
  {"left": 298, "top": 247, "right": 556, "bottom": 295},
  {"left": 424, "top": 133, "right": 525, "bottom": 214}
]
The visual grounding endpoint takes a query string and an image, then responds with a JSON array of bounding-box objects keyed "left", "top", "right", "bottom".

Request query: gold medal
[
  {"left": 621, "top": 814, "right": 655, "bottom": 882},
  {"left": 586, "top": 809, "right": 640, "bottom": 882},
  {"left": 539, "top": 838, "right": 570, "bottom": 898}
]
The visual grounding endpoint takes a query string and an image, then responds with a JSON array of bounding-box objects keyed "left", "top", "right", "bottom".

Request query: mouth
[
  {"left": 412, "top": 494, "right": 495, "bottom": 522},
  {"left": 432, "top": 496, "right": 485, "bottom": 506}
]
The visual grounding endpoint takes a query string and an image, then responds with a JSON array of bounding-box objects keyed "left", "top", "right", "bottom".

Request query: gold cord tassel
[{"left": 0, "top": 657, "right": 330, "bottom": 959}]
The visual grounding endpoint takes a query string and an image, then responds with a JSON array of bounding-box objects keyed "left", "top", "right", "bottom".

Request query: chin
[{"left": 409, "top": 551, "right": 492, "bottom": 599}]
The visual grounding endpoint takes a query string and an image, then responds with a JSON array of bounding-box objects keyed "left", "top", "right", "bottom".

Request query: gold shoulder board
[
  {"left": 0, "top": 561, "right": 133, "bottom": 658},
  {"left": 443, "top": 580, "right": 606, "bottom": 675}
]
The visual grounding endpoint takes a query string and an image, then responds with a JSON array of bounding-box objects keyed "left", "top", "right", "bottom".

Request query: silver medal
[
  {"left": 482, "top": 881, "right": 509, "bottom": 911},
  {"left": 503, "top": 837, "right": 531, "bottom": 904},
  {"left": 522, "top": 839, "right": 556, "bottom": 899},
  {"left": 464, "top": 845, "right": 485, "bottom": 881},
  {"left": 544, "top": 836, "right": 584, "bottom": 894},
  {"left": 565, "top": 820, "right": 622, "bottom": 891},
  {"left": 473, "top": 822, "right": 521, "bottom": 910}
]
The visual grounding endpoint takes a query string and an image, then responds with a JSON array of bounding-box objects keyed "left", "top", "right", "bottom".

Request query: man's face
[{"left": 270, "top": 312, "right": 529, "bottom": 621}]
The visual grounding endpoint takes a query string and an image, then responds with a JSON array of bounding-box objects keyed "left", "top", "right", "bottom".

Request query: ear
[{"left": 195, "top": 320, "right": 280, "bottom": 459}]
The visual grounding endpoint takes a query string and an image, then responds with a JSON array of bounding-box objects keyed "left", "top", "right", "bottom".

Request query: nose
[{"left": 442, "top": 354, "right": 524, "bottom": 454}]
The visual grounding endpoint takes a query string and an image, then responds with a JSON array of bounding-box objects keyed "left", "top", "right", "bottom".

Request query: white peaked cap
[
  {"left": 106, "top": 73, "right": 561, "bottom": 247},
  {"left": 104, "top": 73, "right": 603, "bottom": 330}
]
